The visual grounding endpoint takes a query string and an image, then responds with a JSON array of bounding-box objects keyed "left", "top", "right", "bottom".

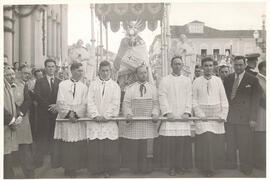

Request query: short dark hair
[
  {"left": 219, "top": 65, "right": 229, "bottom": 72},
  {"left": 195, "top": 65, "right": 201, "bottom": 69},
  {"left": 18, "top": 64, "right": 29, "bottom": 71},
  {"left": 70, "top": 62, "right": 83, "bottom": 71},
  {"left": 33, "top": 69, "right": 44, "bottom": 77},
  {"left": 44, "top": 59, "right": 56, "bottom": 67},
  {"left": 171, "top": 56, "right": 182, "bottom": 66},
  {"left": 201, "top": 57, "right": 214, "bottom": 66},
  {"left": 13, "top": 62, "right": 19, "bottom": 67},
  {"left": 4, "top": 54, "right": 8, "bottom": 58},
  {"left": 99, "top": 60, "right": 111, "bottom": 69},
  {"left": 233, "top": 56, "right": 246, "bottom": 64},
  {"left": 258, "top": 61, "right": 266, "bottom": 71}
]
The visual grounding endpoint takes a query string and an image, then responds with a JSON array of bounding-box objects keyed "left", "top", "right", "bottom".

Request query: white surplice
[
  {"left": 158, "top": 74, "right": 192, "bottom": 136},
  {"left": 192, "top": 76, "right": 229, "bottom": 135},
  {"left": 54, "top": 79, "right": 88, "bottom": 142},
  {"left": 86, "top": 78, "right": 121, "bottom": 140}
]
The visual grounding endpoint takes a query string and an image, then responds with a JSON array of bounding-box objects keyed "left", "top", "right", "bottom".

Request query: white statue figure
[
  {"left": 171, "top": 34, "right": 197, "bottom": 79},
  {"left": 113, "top": 20, "right": 154, "bottom": 92},
  {"left": 68, "top": 40, "right": 97, "bottom": 84}
]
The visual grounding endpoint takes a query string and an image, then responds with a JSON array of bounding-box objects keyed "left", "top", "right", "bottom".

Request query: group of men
[{"left": 4, "top": 53, "right": 266, "bottom": 178}]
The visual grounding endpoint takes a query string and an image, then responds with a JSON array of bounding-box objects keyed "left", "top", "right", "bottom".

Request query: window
[
  {"left": 213, "top": 49, "right": 220, "bottom": 55},
  {"left": 201, "top": 49, "right": 207, "bottom": 56},
  {"left": 225, "top": 49, "right": 231, "bottom": 55}
]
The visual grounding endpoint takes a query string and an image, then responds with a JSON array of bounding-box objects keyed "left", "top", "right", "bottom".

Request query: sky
[{"left": 68, "top": 1, "right": 266, "bottom": 53}]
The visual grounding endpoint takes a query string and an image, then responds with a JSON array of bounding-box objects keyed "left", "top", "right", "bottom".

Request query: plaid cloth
[
  {"left": 119, "top": 98, "right": 158, "bottom": 139},
  {"left": 194, "top": 104, "right": 225, "bottom": 135}
]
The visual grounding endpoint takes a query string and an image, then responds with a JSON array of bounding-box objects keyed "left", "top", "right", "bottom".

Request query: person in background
[
  {"left": 223, "top": 56, "right": 260, "bottom": 176},
  {"left": 213, "top": 60, "right": 219, "bottom": 76},
  {"left": 13, "top": 62, "right": 20, "bottom": 72},
  {"left": 245, "top": 53, "right": 260, "bottom": 76},
  {"left": 219, "top": 65, "right": 230, "bottom": 83},
  {"left": 253, "top": 61, "right": 266, "bottom": 170},
  {"left": 34, "top": 59, "right": 60, "bottom": 168},
  {"left": 192, "top": 57, "right": 228, "bottom": 177},
  {"left": 86, "top": 60, "right": 121, "bottom": 178},
  {"left": 52, "top": 62, "right": 88, "bottom": 178},
  {"left": 13, "top": 64, "right": 35, "bottom": 178},
  {"left": 4, "top": 66, "right": 20, "bottom": 178},
  {"left": 158, "top": 56, "right": 193, "bottom": 176},
  {"left": 121, "top": 65, "right": 159, "bottom": 174},
  {"left": 194, "top": 65, "right": 203, "bottom": 81}
]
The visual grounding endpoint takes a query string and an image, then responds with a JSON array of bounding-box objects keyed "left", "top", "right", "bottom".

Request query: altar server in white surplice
[
  {"left": 52, "top": 62, "right": 88, "bottom": 178},
  {"left": 86, "top": 60, "right": 121, "bottom": 178},
  {"left": 158, "top": 56, "right": 193, "bottom": 176},
  {"left": 120, "top": 65, "right": 159, "bottom": 174},
  {"left": 193, "top": 57, "right": 228, "bottom": 177}
]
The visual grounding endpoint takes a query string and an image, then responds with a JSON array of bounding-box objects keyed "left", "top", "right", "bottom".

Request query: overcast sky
[{"left": 68, "top": 1, "right": 266, "bottom": 53}]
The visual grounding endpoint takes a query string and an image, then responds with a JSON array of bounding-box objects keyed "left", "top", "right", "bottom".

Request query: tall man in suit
[
  {"left": 34, "top": 59, "right": 60, "bottom": 167},
  {"left": 223, "top": 56, "right": 260, "bottom": 175}
]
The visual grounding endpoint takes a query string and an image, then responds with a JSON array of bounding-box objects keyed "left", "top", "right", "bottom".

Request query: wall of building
[
  {"left": 4, "top": 5, "right": 68, "bottom": 68},
  {"left": 185, "top": 37, "right": 258, "bottom": 56}
]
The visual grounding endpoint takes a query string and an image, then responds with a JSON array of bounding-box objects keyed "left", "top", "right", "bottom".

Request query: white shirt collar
[{"left": 46, "top": 75, "right": 54, "bottom": 81}]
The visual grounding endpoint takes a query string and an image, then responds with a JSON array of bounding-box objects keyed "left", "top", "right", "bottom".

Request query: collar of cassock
[
  {"left": 203, "top": 75, "right": 212, "bottom": 80},
  {"left": 171, "top": 72, "right": 181, "bottom": 77},
  {"left": 70, "top": 78, "right": 79, "bottom": 83}
]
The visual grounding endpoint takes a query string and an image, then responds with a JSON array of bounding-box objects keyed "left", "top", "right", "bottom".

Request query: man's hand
[
  {"left": 9, "top": 124, "right": 17, "bottom": 131},
  {"left": 151, "top": 114, "right": 159, "bottom": 123},
  {"left": 94, "top": 116, "right": 104, "bottom": 122},
  {"left": 249, "top": 121, "right": 256, "bottom": 129},
  {"left": 216, "top": 116, "right": 225, "bottom": 123},
  {"left": 48, "top": 104, "right": 58, "bottom": 114},
  {"left": 69, "top": 111, "right": 78, "bottom": 123},
  {"left": 181, "top": 113, "right": 190, "bottom": 119},
  {"left": 166, "top": 113, "right": 175, "bottom": 121},
  {"left": 14, "top": 116, "right": 23, "bottom": 125}
]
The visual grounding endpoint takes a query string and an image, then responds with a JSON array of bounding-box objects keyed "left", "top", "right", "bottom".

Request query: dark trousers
[
  {"left": 4, "top": 153, "right": 15, "bottom": 179},
  {"left": 226, "top": 124, "right": 253, "bottom": 172},
  {"left": 195, "top": 132, "right": 225, "bottom": 171},
  {"left": 87, "top": 139, "right": 119, "bottom": 174},
  {"left": 51, "top": 140, "right": 87, "bottom": 171},
  {"left": 34, "top": 140, "right": 51, "bottom": 167},
  {"left": 18, "top": 144, "right": 35, "bottom": 178},
  {"left": 253, "top": 131, "right": 266, "bottom": 170},
  {"left": 121, "top": 138, "right": 153, "bottom": 173},
  {"left": 159, "top": 136, "right": 193, "bottom": 170}
]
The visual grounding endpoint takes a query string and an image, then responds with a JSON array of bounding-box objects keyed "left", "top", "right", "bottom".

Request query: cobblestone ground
[{"left": 13, "top": 155, "right": 266, "bottom": 178}]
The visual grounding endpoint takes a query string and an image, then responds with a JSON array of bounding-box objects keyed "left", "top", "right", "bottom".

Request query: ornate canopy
[{"left": 95, "top": 3, "right": 164, "bottom": 32}]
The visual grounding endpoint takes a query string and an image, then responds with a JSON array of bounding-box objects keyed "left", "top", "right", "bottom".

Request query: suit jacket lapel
[
  {"left": 237, "top": 72, "right": 248, "bottom": 91},
  {"left": 43, "top": 77, "right": 51, "bottom": 94}
]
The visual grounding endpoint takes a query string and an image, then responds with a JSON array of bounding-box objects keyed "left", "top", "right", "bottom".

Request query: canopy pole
[
  {"left": 106, "top": 21, "right": 108, "bottom": 61},
  {"left": 90, "top": 4, "right": 95, "bottom": 47},
  {"left": 99, "top": 16, "right": 104, "bottom": 62}
]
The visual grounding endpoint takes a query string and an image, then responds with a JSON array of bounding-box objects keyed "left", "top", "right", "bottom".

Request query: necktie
[
  {"left": 102, "top": 82, "right": 105, "bottom": 97},
  {"left": 70, "top": 79, "right": 77, "bottom": 98},
  {"left": 231, "top": 74, "right": 240, "bottom": 100},
  {"left": 139, "top": 84, "right": 146, "bottom": 97},
  {"left": 50, "top": 78, "right": 54, "bottom": 92}
]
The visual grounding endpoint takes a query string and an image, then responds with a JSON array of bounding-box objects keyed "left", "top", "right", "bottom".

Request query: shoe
[
  {"left": 241, "top": 169, "right": 252, "bottom": 176},
  {"left": 104, "top": 172, "right": 111, "bottom": 178},
  {"left": 168, "top": 169, "right": 176, "bottom": 176},
  {"left": 176, "top": 169, "right": 185, "bottom": 175}
]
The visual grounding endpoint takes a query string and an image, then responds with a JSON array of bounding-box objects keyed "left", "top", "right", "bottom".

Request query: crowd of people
[{"left": 4, "top": 53, "right": 266, "bottom": 178}]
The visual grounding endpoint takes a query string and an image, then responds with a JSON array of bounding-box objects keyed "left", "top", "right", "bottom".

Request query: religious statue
[{"left": 113, "top": 20, "right": 154, "bottom": 91}]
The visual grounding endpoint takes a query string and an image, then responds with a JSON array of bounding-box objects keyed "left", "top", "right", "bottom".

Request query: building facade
[
  {"left": 4, "top": 5, "right": 68, "bottom": 68},
  {"left": 149, "top": 20, "right": 264, "bottom": 79}
]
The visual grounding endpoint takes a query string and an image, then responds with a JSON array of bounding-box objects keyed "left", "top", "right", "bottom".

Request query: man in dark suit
[
  {"left": 34, "top": 59, "right": 60, "bottom": 167},
  {"left": 223, "top": 56, "right": 260, "bottom": 176},
  {"left": 245, "top": 53, "right": 260, "bottom": 76}
]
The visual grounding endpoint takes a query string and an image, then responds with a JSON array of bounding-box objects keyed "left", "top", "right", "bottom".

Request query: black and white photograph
[{"left": 2, "top": 0, "right": 268, "bottom": 178}]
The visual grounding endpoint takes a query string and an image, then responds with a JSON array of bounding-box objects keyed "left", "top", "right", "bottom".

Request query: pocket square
[{"left": 245, "top": 84, "right": 251, "bottom": 88}]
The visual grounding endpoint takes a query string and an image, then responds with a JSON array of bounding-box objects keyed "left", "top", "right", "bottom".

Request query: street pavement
[{"left": 13, "top": 155, "right": 266, "bottom": 178}]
